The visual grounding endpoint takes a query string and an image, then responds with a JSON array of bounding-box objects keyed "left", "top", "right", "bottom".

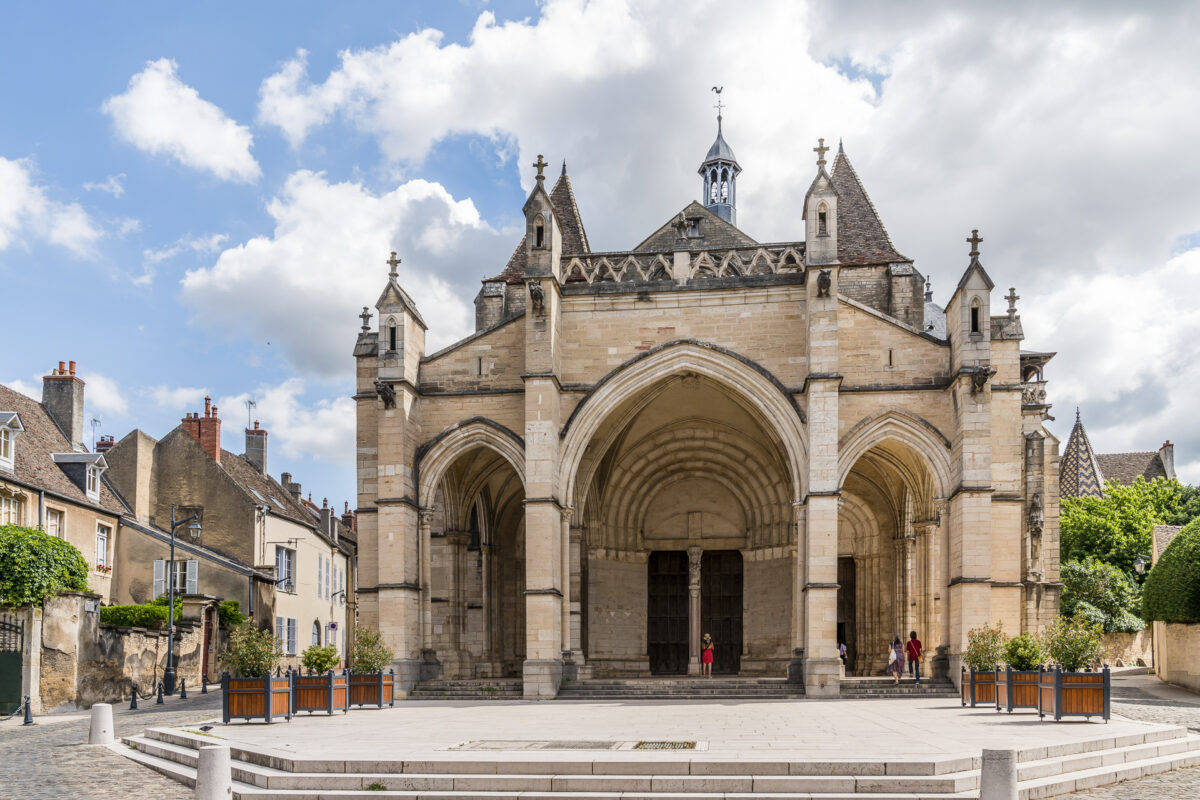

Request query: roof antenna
[
  {"left": 246, "top": 399, "right": 256, "bottom": 429},
  {"left": 90, "top": 417, "right": 102, "bottom": 451},
  {"left": 711, "top": 86, "right": 724, "bottom": 132}
]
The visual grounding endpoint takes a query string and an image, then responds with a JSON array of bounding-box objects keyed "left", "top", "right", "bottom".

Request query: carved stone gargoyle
[
  {"left": 969, "top": 366, "right": 996, "bottom": 394},
  {"left": 374, "top": 380, "right": 397, "bottom": 409},
  {"left": 816, "top": 269, "right": 832, "bottom": 298},
  {"left": 528, "top": 281, "right": 545, "bottom": 316}
]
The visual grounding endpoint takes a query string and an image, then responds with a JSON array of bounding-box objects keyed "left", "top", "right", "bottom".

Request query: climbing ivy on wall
[{"left": 0, "top": 524, "right": 89, "bottom": 608}]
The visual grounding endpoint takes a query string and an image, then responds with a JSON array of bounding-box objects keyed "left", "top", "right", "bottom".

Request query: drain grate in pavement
[{"left": 635, "top": 741, "right": 696, "bottom": 750}]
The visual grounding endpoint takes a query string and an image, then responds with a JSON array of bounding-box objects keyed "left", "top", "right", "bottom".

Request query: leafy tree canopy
[
  {"left": 0, "top": 524, "right": 89, "bottom": 608},
  {"left": 1061, "top": 477, "right": 1197, "bottom": 576},
  {"left": 1060, "top": 557, "right": 1143, "bottom": 633},
  {"left": 1143, "top": 516, "right": 1200, "bottom": 623}
]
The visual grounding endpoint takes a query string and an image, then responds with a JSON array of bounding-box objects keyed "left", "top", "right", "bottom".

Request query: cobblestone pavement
[
  {"left": 0, "top": 690, "right": 222, "bottom": 800},
  {"left": 1068, "top": 675, "right": 1200, "bottom": 799}
]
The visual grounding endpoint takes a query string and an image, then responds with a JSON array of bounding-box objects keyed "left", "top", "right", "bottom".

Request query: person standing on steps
[
  {"left": 905, "top": 631, "right": 923, "bottom": 685},
  {"left": 701, "top": 633, "right": 714, "bottom": 677},
  {"left": 887, "top": 633, "right": 906, "bottom": 685}
]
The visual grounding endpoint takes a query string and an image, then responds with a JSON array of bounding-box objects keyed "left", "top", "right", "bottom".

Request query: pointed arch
[
  {"left": 558, "top": 340, "right": 808, "bottom": 504},
  {"left": 416, "top": 417, "right": 525, "bottom": 506},
  {"left": 837, "top": 408, "right": 953, "bottom": 496}
]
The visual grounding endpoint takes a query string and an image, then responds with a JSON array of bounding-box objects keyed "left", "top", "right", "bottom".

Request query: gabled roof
[
  {"left": 0, "top": 383, "right": 127, "bottom": 515},
  {"left": 1095, "top": 452, "right": 1169, "bottom": 487},
  {"left": 375, "top": 280, "right": 428, "bottom": 330},
  {"left": 1060, "top": 411, "right": 1105, "bottom": 499},
  {"left": 491, "top": 167, "right": 591, "bottom": 284},
  {"left": 632, "top": 200, "right": 758, "bottom": 253},
  {"left": 829, "top": 150, "right": 909, "bottom": 266}
]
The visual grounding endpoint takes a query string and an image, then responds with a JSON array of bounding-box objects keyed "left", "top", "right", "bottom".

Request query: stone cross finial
[
  {"left": 1005, "top": 287, "right": 1020, "bottom": 319},
  {"left": 386, "top": 251, "right": 401, "bottom": 278},
  {"left": 967, "top": 229, "right": 983, "bottom": 258},
  {"left": 814, "top": 138, "right": 829, "bottom": 167},
  {"left": 533, "top": 154, "right": 547, "bottom": 183},
  {"left": 359, "top": 306, "right": 372, "bottom": 332}
]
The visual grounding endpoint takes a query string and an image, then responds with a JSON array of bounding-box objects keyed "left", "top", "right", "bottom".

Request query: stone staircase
[
  {"left": 119, "top": 723, "right": 1200, "bottom": 799},
  {"left": 557, "top": 677, "right": 807, "bottom": 700},
  {"left": 408, "top": 678, "right": 524, "bottom": 700},
  {"left": 839, "top": 676, "right": 958, "bottom": 698}
]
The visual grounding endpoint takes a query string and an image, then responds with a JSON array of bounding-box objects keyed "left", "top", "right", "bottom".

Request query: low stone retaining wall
[{"left": 1102, "top": 629, "right": 1152, "bottom": 667}]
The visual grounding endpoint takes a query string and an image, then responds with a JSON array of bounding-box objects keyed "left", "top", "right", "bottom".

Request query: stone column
[
  {"left": 788, "top": 502, "right": 806, "bottom": 683},
  {"left": 418, "top": 508, "right": 439, "bottom": 680},
  {"left": 479, "top": 542, "right": 494, "bottom": 668},
  {"left": 444, "top": 530, "right": 470, "bottom": 675},
  {"left": 523, "top": 500, "right": 564, "bottom": 697},
  {"left": 568, "top": 524, "right": 586, "bottom": 666},
  {"left": 687, "top": 545, "right": 703, "bottom": 676}
]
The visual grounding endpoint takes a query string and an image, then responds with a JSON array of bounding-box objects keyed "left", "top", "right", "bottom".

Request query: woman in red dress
[{"left": 701, "top": 633, "right": 714, "bottom": 677}]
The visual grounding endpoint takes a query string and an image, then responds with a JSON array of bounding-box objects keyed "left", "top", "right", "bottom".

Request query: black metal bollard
[
  {"left": 201, "top": 674, "right": 208, "bottom": 694},
  {"left": 22, "top": 696, "right": 33, "bottom": 725},
  {"left": 156, "top": 681, "right": 164, "bottom": 704},
  {"left": 130, "top": 685, "right": 139, "bottom": 710},
  {"left": 179, "top": 678, "right": 187, "bottom": 700}
]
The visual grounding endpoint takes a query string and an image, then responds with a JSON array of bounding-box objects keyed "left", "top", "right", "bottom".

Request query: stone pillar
[
  {"left": 445, "top": 530, "right": 470, "bottom": 675},
  {"left": 788, "top": 502, "right": 806, "bottom": 683},
  {"left": 523, "top": 500, "right": 564, "bottom": 697},
  {"left": 418, "top": 508, "right": 440, "bottom": 681},
  {"left": 568, "top": 524, "right": 586, "bottom": 666},
  {"left": 687, "top": 545, "right": 703, "bottom": 676},
  {"left": 479, "top": 542, "right": 494, "bottom": 668}
]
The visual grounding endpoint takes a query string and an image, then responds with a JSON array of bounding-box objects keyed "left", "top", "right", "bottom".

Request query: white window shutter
[
  {"left": 186, "top": 560, "right": 199, "bottom": 594},
  {"left": 287, "top": 617, "right": 297, "bottom": 654},
  {"left": 317, "top": 554, "right": 323, "bottom": 597},
  {"left": 276, "top": 615, "right": 283, "bottom": 643},
  {"left": 325, "top": 558, "right": 330, "bottom": 599},
  {"left": 153, "top": 559, "right": 165, "bottom": 598}
]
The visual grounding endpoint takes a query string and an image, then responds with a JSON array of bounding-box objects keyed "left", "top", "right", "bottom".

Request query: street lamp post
[{"left": 163, "top": 504, "right": 202, "bottom": 695}]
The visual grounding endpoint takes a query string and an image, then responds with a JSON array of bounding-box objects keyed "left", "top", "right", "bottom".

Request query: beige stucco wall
[{"left": 1155, "top": 623, "right": 1200, "bottom": 692}]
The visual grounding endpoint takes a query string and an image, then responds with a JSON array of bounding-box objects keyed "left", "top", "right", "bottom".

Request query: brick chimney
[
  {"left": 42, "top": 361, "right": 85, "bottom": 451},
  {"left": 341, "top": 501, "right": 356, "bottom": 533},
  {"left": 280, "top": 472, "right": 301, "bottom": 501},
  {"left": 181, "top": 396, "right": 222, "bottom": 463},
  {"left": 245, "top": 420, "right": 267, "bottom": 473},
  {"left": 95, "top": 435, "right": 116, "bottom": 454},
  {"left": 1160, "top": 440, "right": 1176, "bottom": 481},
  {"left": 320, "top": 497, "right": 335, "bottom": 541}
]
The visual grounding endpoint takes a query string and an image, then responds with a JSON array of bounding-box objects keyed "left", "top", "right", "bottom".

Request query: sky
[{"left": 3, "top": 0, "right": 1198, "bottom": 507}]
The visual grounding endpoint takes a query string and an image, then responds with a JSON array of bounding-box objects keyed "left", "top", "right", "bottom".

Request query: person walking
[
  {"left": 887, "top": 633, "right": 906, "bottom": 685},
  {"left": 905, "top": 630, "right": 923, "bottom": 685},
  {"left": 701, "top": 633, "right": 715, "bottom": 677}
]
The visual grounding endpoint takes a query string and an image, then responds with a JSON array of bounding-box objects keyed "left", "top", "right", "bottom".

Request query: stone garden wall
[{"left": 1101, "top": 629, "right": 1153, "bottom": 667}]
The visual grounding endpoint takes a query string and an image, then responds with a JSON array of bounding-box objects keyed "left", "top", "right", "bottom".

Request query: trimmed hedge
[
  {"left": 0, "top": 524, "right": 89, "bottom": 607},
  {"left": 100, "top": 603, "right": 169, "bottom": 628},
  {"left": 1143, "top": 517, "right": 1200, "bottom": 623}
]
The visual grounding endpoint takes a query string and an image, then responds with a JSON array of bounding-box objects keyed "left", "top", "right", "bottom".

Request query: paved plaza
[{"left": 0, "top": 674, "right": 1196, "bottom": 799}]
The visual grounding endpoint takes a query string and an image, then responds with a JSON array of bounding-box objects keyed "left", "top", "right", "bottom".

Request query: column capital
[{"left": 418, "top": 507, "right": 435, "bottom": 527}]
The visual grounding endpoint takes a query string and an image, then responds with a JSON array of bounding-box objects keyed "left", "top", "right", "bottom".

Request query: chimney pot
[
  {"left": 43, "top": 361, "right": 86, "bottom": 449},
  {"left": 58, "top": 361, "right": 65, "bottom": 374},
  {"left": 204, "top": 396, "right": 212, "bottom": 417},
  {"left": 69, "top": 360, "right": 76, "bottom": 376}
]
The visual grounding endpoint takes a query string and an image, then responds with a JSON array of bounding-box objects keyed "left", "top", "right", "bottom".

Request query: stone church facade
[{"left": 354, "top": 120, "right": 1061, "bottom": 698}]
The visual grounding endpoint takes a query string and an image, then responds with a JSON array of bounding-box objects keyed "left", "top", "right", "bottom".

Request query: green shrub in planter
[
  {"left": 218, "top": 599, "right": 246, "bottom": 628},
  {"left": 965, "top": 622, "right": 1007, "bottom": 672},
  {"left": 301, "top": 644, "right": 340, "bottom": 674},
  {"left": 220, "top": 623, "right": 283, "bottom": 677},
  {"left": 1045, "top": 614, "right": 1105, "bottom": 672},
  {"left": 1143, "top": 517, "right": 1200, "bottom": 623},
  {"left": 1003, "top": 632, "right": 1046, "bottom": 671},
  {"left": 349, "top": 629, "right": 394, "bottom": 673}
]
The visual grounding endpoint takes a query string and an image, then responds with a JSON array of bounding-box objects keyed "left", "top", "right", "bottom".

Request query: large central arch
[{"left": 559, "top": 341, "right": 809, "bottom": 506}]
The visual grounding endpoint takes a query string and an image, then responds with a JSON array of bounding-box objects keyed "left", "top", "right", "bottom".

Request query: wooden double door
[{"left": 647, "top": 550, "right": 742, "bottom": 675}]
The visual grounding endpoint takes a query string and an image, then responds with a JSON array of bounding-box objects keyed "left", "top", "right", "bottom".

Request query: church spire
[{"left": 699, "top": 86, "right": 741, "bottom": 225}]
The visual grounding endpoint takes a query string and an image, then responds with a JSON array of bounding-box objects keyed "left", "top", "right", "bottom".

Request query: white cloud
[
  {"left": 83, "top": 173, "right": 126, "bottom": 198},
  {"left": 218, "top": 380, "right": 356, "bottom": 465},
  {"left": 4, "top": 378, "right": 39, "bottom": 401},
  {"left": 85, "top": 372, "right": 129, "bottom": 416},
  {"left": 116, "top": 217, "right": 141, "bottom": 237},
  {"left": 146, "top": 384, "right": 209, "bottom": 412},
  {"left": 136, "top": 232, "right": 229, "bottom": 285},
  {"left": 103, "top": 58, "right": 261, "bottom": 183},
  {"left": 0, "top": 156, "right": 104, "bottom": 256},
  {"left": 181, "top": 170, "right": 493, "bottom": 378}
]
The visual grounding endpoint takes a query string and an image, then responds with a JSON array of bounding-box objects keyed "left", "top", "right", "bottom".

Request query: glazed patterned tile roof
[
  {"left": 1095, "top": 452, "right": 1168, "bottom": 486},
  {"left": 0, "top": 383, "right": 128, "bottom": 515},
  {"left": 1060, "top": 413, "right": 1104, "bottom": 499},
  {"left": 830, "top": 150, "right": 909, "bottom": 266}
]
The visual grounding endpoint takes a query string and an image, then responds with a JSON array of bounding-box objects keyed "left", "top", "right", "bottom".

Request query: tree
[
  {"left": 1060, "top": 557, "right": 1143, "bottom": 633},
  {"left": 1166, "top": 484, "right": 1200, "bottom": 527},
  {"left": 1060, "top": 477, "right": 1190, "bottom": 577},
  {"left": 0, "top": 524, "right": 89, "bottom": 607},
  {"left": 1143, "top": 517, "right": 1200, "bottom": 623}
]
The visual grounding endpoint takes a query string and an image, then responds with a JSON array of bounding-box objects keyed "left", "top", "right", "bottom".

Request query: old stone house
[
  {"left": 1059, "top": 409, "right": 1177, "bottom": 499},
  {"left": 104, "top": 402, "right": 356, "bottom": 669},
  {"left": 354, "top": 121, "right": 1061, "bottom": 698}
]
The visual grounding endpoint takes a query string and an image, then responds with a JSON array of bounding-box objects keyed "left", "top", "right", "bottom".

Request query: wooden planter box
[
  {"left": 221, "top": 673, "right": 292, "bottom": 723},
  {"left": 1038, "top": 666, "right": 1110, "bottom": 722},
  {"left": 348, "top": 670, "right": 395, "bottom": 708},
  {"left": 961, "top": 666, "right": 997, "bottom": 707},
  {"left": 291, "top": 671, "right": 349, "bottom": 715},
  {"left": 996, "top": 666, "right": 1040, "bottom": 713}
]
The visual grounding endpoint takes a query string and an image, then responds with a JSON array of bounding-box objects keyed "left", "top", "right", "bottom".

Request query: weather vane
[{"left": 711, "top": 86, "right": 725, "bottom": 123}]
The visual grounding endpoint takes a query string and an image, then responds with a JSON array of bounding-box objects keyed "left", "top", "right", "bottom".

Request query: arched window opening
[
  {"left": 312, "top": 620, "right": 321, "bottom": 646},
  {"left": 709, "top": 170, "right": 719, "bottom": 203},
  {"left": 970, "top": 300, "right": 981, "bottom": 334},
  {"left": 818, "top": 202, "right": 828, "bottom": 236},
  {"left": 720, "top": 168, "right": 729, "bottom": 203},
  {"left": 534, "top": 216, "right": 545, "bottom": 249},
  {"left": 388, "top": 321, "right": 398, "bottom": 352},
  {"left": 468, "top": 504, "right": 481, "bottom": 550}
]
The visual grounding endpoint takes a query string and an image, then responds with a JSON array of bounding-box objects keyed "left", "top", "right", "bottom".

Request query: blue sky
[{"left": 4, "top": 1, "right": 1200, "bottom": 506}]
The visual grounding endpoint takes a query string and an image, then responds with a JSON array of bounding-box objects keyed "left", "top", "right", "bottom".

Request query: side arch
[
  {"left": 837, "top": 408, "right": 954, "bottom": 497},
  {"left": 558, "top": 340, "right": 808, "bottom": 504},
  {"left": 416, "top": 417, "right": 525, "bottom": 505}
]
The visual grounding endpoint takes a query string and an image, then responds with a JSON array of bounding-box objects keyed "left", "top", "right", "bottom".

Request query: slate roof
[
  {"left": 1060, "top": 412, "right": 1104, "bottom": 499},
  {"left": 0, "top": 383, "right": 128, "bottom": 515},
  {"left": 632, "top": 201, "right": 758, "bottom": 253},
  {"left": 702, "top": 125, "right": 739, "bottom": 165},
  {"left": 493, "top": 168, "right": 591, "bottom": 284},
  {"left": 923, "top": 299, "right": 948, "bottom": 339},
  {"left": 1095, "top": 452, "right": 1169, "bottom": 486},
  {"left": 830, "top": 150, "right": 909, "bottom": 266}
]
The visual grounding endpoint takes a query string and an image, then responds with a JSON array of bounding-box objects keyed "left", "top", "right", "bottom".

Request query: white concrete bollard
[
  {"left": 88, "top": 703, "right": 114, "bottom": 745},
  {"left": 980, "top": 748, "right": 1019, "bottom": 800},
  {"left": 196, "top": 745, "right": 233, "bottom": 799}
]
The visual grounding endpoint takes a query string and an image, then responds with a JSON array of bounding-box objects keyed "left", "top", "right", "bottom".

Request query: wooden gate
[
  {"left": 0, "top": 612, "right": 24, "bottom": 714},
  {"left": 701, "top": 550, "right": 743, "bottom": 675},
  {"left": 647, "top": 551, "right": 689, "bottom": 674}
]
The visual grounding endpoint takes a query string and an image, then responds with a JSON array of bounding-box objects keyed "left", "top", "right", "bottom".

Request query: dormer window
[
  {"left": 0, "top": 412, "right": 22, "bottom": 472},
  {"left": 86, "top": 465, "right": 100, "bottom": 501}
]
